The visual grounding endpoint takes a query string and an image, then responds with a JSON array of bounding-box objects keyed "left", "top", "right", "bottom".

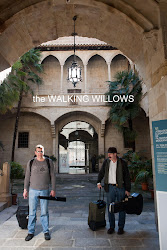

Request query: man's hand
[
  {"left": 23, "top": 189, "right": 28, "bottom": 199},
  {"left": 125, "top": 191, "right": 130, "bottom": 196},
  {"left": 97, "top": 184, "right": 102, "bottom": 190},
  {"left": 50, "top": 190, "right": 56, "bottom": 197}
]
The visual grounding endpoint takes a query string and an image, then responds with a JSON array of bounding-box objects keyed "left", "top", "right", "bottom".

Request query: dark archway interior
[{"left": 58, "top": 121, "right": 98, "bottom": 173}]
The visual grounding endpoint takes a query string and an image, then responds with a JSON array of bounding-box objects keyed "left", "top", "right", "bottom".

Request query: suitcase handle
[{"left": 99, "top": 187, "right": 104, "bottom": 200}]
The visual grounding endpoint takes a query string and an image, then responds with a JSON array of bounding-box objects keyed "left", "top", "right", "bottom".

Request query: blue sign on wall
[{"left": 152, "top": 120, "right": 167, "bottom": 192}]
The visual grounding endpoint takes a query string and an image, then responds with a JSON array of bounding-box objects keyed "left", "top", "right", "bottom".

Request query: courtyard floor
[{"left": 0, "top": 173, "right": 159, "bottom": 250}]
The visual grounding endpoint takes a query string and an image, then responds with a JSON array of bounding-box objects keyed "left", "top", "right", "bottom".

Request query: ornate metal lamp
[{"left": 67, "top": 16, "right": 82, "bottom": 87}]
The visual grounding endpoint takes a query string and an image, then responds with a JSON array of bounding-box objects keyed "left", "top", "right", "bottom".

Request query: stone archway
[
  {"left": 54, "top": 111, "right": 104, "bottom": 173},
  {"left": 58, "top": 121, "right": 98, "bottom": 174},
  {"left": 0, "top": 1, "right": 165, "bottom": 132},
  {"left": 0, "top": 0, "right": 162, "bottom": 90}
]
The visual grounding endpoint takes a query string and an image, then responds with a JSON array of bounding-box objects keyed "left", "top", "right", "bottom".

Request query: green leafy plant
[
  {"left": 123, "top": 151, "right": 141, "bottom": 181},
  {"left": 122, "top": 150, "right": 152, "bottom": 182},
  {"left": 0, "top": 49, "right": 43, "bottom": 161},
  {"left": 10, "top": 161, "right": 24, "bottom": 194},
  {"left": 106, "top": 70, "right": 142, "bottom": 151},
  {"left": 135, "top": 170, "right": 150, "bottom": 185}
]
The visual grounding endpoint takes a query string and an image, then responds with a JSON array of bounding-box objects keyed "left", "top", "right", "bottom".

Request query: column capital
[
  {"left": 51, "top": 124, "right": 56, "bottom": 138},
  {"left": 101, "top": 123, "right": 105, "bottom": 137}
]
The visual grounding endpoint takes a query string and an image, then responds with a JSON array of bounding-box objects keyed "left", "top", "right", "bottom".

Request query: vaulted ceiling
[
  {"left": 0, "top": 0, "right": 161, "bottom": 32},
  {"left": 0, "top": 0, "right": 166, "bottom": 78}
]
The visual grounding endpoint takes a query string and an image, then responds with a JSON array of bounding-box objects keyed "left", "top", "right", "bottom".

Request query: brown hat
[{"left": 107, "top": 147, "right": 118, "bottom": 154}]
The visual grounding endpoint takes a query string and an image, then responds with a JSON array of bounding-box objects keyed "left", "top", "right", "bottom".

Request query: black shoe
[
  {"left": 107, "top": 228, "right": 115, "bottom": 234},
  {"left": 117, "top": 228, "right": 124, "bottom": 235},
  {"left": 44, "top": 232, "right": 51, "bottom": 240},
  {"left": 25, "top": 234, "right": 34, "bottom": 241}
]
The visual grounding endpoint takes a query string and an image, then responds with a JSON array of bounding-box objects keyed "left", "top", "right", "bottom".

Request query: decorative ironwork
[{"left": 67, "top": 16, "right": 82, "bottom": 87}]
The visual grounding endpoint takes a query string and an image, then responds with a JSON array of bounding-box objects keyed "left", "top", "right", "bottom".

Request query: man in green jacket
[{"left": 97, "top": 147, "right": 131, "bottom": 235}]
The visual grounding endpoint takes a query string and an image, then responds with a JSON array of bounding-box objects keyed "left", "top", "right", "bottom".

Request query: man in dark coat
[{"left": 97, "top": 147, "right": 131, "bottom": 235}]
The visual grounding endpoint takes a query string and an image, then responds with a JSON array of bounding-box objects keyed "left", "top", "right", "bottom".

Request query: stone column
[
  {"left": 0, "top": 162, "right": 12, "bottom": 207},
  {"left": 51, "top": 124, "right": 56, "bottom": 154},
  {"left": 55, "top": 126, "right": 59, "bottom": 173},
  {"left": 98, "top": 123, "right": 105, "bottom": 170},
  {"left": 60, "top": 64, "right": 64, "bottom": 93},
  {"left": 107, "top": 62, "right": 111, "bottom": 81},
  {"left": 84, "top": 64, "right": 88, "bottom": 93},
  {"left": 51, "top": 124, "right": 57, "bottom": 172}
]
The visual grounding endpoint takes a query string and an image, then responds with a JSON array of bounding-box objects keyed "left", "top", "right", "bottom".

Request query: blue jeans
[
  {"left": 106, "top": 184, "right": 126, "bottom": 229},
  {"left": 28, "top": 188, "right": 49, "bottom": 234}
]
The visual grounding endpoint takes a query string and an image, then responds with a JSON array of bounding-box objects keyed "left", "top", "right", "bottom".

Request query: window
[
  {"left": 123, "top": 130, "right": 135, "bottom": 149},
  {"left": 18, "top": 132, "right": 29, "bottom": 148}
]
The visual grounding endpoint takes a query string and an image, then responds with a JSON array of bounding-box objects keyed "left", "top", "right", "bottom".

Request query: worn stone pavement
[{"left": 0, "top": 174, "right": 159, "bottom": 250}]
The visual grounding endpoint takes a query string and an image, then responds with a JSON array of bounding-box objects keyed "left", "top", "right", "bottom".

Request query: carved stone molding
[
  {"left": 143, "top": 29, "right": 159, "bottom": 51},
  {"left": 51, "top": 124, "right": 56, "bottom": 138},
  {"left": 101, "top": 123, "right": 105, "bottom": 137}
]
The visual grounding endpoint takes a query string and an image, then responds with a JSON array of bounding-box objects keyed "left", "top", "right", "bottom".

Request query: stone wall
[
  {"left": 104, "top": 111, "right": 151, "bottom": 159},
  {"left": 87, "top": 55, "right": 108, "bottom": 93},
  {"left": 0, "top": 113, "right": 52, "bottom": 170}
]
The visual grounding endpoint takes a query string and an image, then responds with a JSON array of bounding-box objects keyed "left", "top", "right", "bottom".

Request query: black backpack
[{"left": 30, "top": 156, "right": 51, "bottom": 179}]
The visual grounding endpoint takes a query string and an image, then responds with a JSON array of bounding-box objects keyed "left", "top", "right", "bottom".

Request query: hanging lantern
[
  {"left": 67, "top": 16, "right": 82, "bottom": 88},
  {"left": 68, "top": 62, "right": 82, "bottom": 87}
]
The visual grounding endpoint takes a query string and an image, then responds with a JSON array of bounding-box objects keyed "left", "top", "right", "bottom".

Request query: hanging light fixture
[{"left": 67, "top": 16, "right": 82, "bottom": 87}]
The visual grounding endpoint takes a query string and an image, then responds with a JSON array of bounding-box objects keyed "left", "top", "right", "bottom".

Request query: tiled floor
[{"left": 0, "top": 174, "right": 159, "bottom": 249}]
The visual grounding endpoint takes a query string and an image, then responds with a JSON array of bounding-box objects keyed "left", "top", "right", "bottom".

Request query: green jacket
[{"left": 97, "top": 157, "right": 131, "bottom": 192}]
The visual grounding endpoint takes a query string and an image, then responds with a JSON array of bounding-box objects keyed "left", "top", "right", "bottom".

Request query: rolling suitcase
[
  {"left": 88, "top": 188, "right": 106, "bottom": 231},
  {"left": 16, "top": 206, "right": 29, "bottom": 229},
  {"left": 109, "top": 193, "right": 143, "bottom": 215}
]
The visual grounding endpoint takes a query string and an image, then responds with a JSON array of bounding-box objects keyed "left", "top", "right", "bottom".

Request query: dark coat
[{"left": 97, "top": 157, "right": 131, "bottom": 192}]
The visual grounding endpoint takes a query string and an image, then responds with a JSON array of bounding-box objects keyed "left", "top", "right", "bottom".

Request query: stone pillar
[
  {"left": 51, "top": 124, "right": 57, "bottom": 173},
  {"left": 60, "top": 64, "right": 64, "bottom": 93},
  {"left": 84, "top": 64, "right": 88, "bottom": 93},
  {"left": 51, "top": 124, "right": 56, "bottom": 154},
  {"left": 55, "top": 126, "right": 59, "bottom": 173},
  {"left": 98, "top": 123, "right": 105, "bottom": 170},
  {"left": 0, "top": 162, "right": 12, "bottom": 207},
  {"left": 107, "top": 62, "right": 111, "bottom": 81}
]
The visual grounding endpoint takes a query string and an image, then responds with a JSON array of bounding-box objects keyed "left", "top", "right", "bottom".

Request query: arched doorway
[{"left": 59, "top": 121, "right": 98, "bottom": 174}]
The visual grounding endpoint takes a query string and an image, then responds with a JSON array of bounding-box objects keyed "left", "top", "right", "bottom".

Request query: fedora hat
[{"left": 107, "top": 147, "right": 119, "bottom": 154}]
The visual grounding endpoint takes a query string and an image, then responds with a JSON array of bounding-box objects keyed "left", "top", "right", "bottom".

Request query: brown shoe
[
  {"left": 117, "top": 228, "right": 124, "bottom": 234},
  {"left": 107, "top": 228, "right": 115, "bottom": 234}
]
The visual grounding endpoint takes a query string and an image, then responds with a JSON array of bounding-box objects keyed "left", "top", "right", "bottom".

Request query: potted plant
[
  {"left": 10, "top": 161, "right": 24, "bottom": 205},
  {"left": 135, "top": 170, "right": 150, "bottom": 190},
  {"left": 122, "top": 150, "right": 143, "bottom": 182}
]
